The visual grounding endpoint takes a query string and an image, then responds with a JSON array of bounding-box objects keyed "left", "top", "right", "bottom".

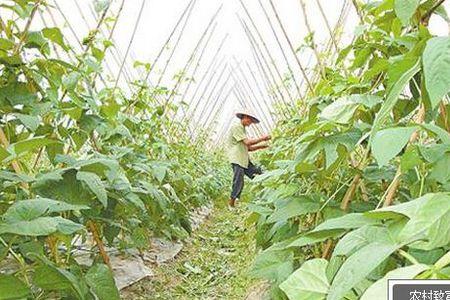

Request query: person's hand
[{"left": 262, "top": 135, "right": 271, "bottom": 141}]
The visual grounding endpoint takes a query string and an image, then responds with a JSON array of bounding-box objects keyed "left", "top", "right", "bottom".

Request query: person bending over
[{"left": 225, "top": 109, "right": 271, "bottom": 207}]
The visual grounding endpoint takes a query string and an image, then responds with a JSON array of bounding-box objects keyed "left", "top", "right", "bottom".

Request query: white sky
[{"left": 28, "top": 0, "right": 450, "bottom": 140}]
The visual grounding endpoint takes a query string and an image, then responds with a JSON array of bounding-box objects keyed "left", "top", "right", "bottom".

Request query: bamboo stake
[
  {"left": 232, "top": 56, "right": 276, "bottom": 125},
  {"left": 171, "top": 23, "right": 219, "bottom": 123},
  {"left": 188, "top": 64, "right": 228, "bottom": 135},
  {"left": 202, "top": 85, "right": 234, "bottom": 132},
  {"left": 315, "top": 0, "right": 339, "bottom": 53},
  {"left": 163, "top": 5, "right": 223, "bottom": 115},
  {"left": 258, "top": 0, "right": 302, "bottom": 98},
  {"left": 142, "top": 0, "right": 196, "bottom": 84},
  {"left": 154, "top": 1, "right": 197, "bottom": 89},
  {"left": 245, "top": 61, "right": 279, "bottom": 123},
  {"left": 247, "top": 42, "right": 288, "bottom": 119},
  {"left": 189, "top": 64, "right": 229, "bottom": 137},
  {"left": 231, "top": 71, "right": 272, "bottom": 131},
  {"left": 239, "top": 17, "right": 287, "bottom": 109},
  {"left": 197, "top": 73, "right": 232, "bottom": 130},
  {"left": 182, "top": 58, "right": 228, "bottom": 134},
  {"left": 87, "top": 221, "right": 112, "bottom": 269},
  {"left": 238, "top": 0, "right": 295, "bottom": 104},
  {"left": 267, "top": 0, "right": 314, "bottom": 96},
  {"left": 177, "top": 35, "right": 228, "bottom": 127},
  {"left": 175, "top": 56, "right": 226, "bottom": 136},
  {"left": 113, "top": 0, "right": 147, "bottom": 91},
  {"left": 299, "top": 0, "right": 326, "bottom": 79}
]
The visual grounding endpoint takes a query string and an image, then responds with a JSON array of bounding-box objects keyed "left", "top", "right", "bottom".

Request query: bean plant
[
  {"left": 248, "top": 1, "right": 450, "bottom": 299},
  {"left": 0, "top": 1, "right": 228, "bottom": 299}
]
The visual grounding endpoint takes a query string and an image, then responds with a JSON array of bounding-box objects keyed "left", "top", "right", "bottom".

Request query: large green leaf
[
  {"left": 287, "top": 231, "right": 344, "bottom": 248},
  {"left": 320, "top": 94, "right": 382, "bottom": 124},
  {"left": 394, "top": 0, "right": 420, "bottom": 25},
  {"left": 249, "top": 250, "right": 294, "bottom": 283},
  {"left": 14, "top": 113, "right": 40, "bottom": 131},
  {"left": 332, "top": 225, "right": 394, "bottom": 257},
  {"left": 423, "top": 37, "right": 450, "bottom": 108},
  {"left": 267, "top": 196, "right": 320, "bottom": 223},
  {"left": 85, "top": 264, "right": 120, "bottom": 300},
  {"left": 399, "top": 193, "right": 450, "bottom": 249},
  {"left": 0, "top": 274, "right": 31, "bottom": 300},
  {"left": 33, "top": 256, "right": 87, "bottom": 299},
  {"left": 76, "top": 171, "right": 108, "bottom": 207},
  {"left": 0, "top": 82, "right": 37, "bottom": 107},
  {"left": 0, "top": 216, "right": 83, "bottom": 236},
  {"left": 327, "top": 242, "right": 400, "bottom": 300},
  {"left": 429, "top": 153, "right": 450, "bottom": 184},
  {"left": 42, "top": 27, "right": 69, "bottom": 50},
  {"left": 33, "top": 169, "right": 94, "bottom": 206},
  {"left": 311, "top": 213, "right": 380, "bottom": 233},
  {"left": 421, "top": 124, "right": 450, "bottom": 145},
  {"left": 8, "top": 137, "right": 57, "bottom": 157},
  {"left": 280, "top": 259, "right": 329, "bottom": 300},
  {"left": 370, "top": 58, "right": 420, "bottom": 144},
  {"left": 3, "top": 198, "right": 88, "bottom": 222},
  {"left": 371, "top": 126, "right": 417, "bottom": 166},
  {"left": 367, "top": 193, "right": 450, "bottom": 249},
  {"left": 361, "top": 264, "right": 429, "bottom": 300}
]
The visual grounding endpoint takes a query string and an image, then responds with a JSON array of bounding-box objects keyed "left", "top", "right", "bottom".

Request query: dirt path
[{"left": 121, "top": 201, "right": 260, "bottom": 300}]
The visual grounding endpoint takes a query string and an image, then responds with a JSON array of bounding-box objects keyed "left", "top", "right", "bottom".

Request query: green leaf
[
  {"left": 33, "top": 169, "right": 94, "bottom": 206},
  {"left": 366, "top": 193, "right": 430, "bottom": 219},
  {"left": 421, "top": 123, "right": 450, "bottom": 144},
  {"left": 394, "top": 0, "right": 420, "bottom": 25},
  {"left": 8, "top": 137, "right": 57, "bottom": 157},
  {"left": 320, "top": 95, "right": 382, "bottom": 124},
  {"left": 62, "top": 72, "right": 81, "bottom": 91},
  {"left": 371, "top": 126, "right": 417, "bottom": 166},
  {"left": 85, "top": 264, "right": 120, "bottom": 300},
  {"left": 0, "top": 274, "right": 31, "bottom": 300},
  {"left": 423, "top": 37, "right": 450, "bottom": 108},
  {"left": 333, "top": 225, "right": 394, "bottom": 257},
  {"left": 287, "top": 231, "right": 344, "bottom": 248},
  {"left": 14, "top": 113, "right": 40, "bottom": 131},
  {"left": 327, "top": 242, "right": 400, "bottom": 300},
  {"left": 0, "top": 38, "right": 14, "bottom": 51},
  {"left": 0, "top": 216, "right": 83, "bottom": 236},
  {"left": 33, "top": 256, "right": 87, "bottom": 299},
  {"left": 249, "top": 250, "right": 294, "bottom": 283},
  {"left": 320, "top": 98, "right": 359, "bottom": 124},
  {"left": 267, "top": 196, "right": 320, "bottom": 223},
  {"left": 42, "top": 27, "right": 68, "bottom": 50},
  {"left": 429, "top": 153, "right": 450, "bottom": 184},
  {"left": 76, "top": 171, "right": 108, "bottom": 207},
  {"left": 361, "top": 264, "right": 428, "bottom": 300},
  {"left": 370, "top": 58, "right": 420, "bottom": 144},
  {"left": 400, "top": 146, "right": 422, "bottom": 172},
  {"left": 0, "top": 171, "right": 35, "bottom": 183},
  {"left": 399, "top": 193, "right": 450, "bottom": 249},
  {"left": 280, "top": 259, "right": 329, "bottom": 300},
  {"left": 3, "top": 198, "right": 88, "bottom": 222},
  {"left": 0, "top": 82, "right": 37, "bottom": 107},
  {"left": 311, "top": 213, "right": 380, "bottom": 233}
]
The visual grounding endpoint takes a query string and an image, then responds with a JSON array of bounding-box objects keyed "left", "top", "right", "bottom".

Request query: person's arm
[
  {"left": 243, "top": 135, "right": 271, "bottom": 146},
  {"left": 248, "top": 144, "right": 268, "bottom": 152}
]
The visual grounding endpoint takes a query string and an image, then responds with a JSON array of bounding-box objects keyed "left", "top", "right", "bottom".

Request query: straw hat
[{"left": 235, "top": 108, "right": 260, "bottom": 123}]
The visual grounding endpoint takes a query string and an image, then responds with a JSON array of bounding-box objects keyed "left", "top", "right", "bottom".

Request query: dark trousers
[{"left": 230, "top": 162, "right": 262, "bottom": 200}]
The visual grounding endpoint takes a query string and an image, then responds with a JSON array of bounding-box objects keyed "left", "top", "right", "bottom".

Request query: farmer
[{"left": 226, "top": 109, "right": 271, "bottom": 207}]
